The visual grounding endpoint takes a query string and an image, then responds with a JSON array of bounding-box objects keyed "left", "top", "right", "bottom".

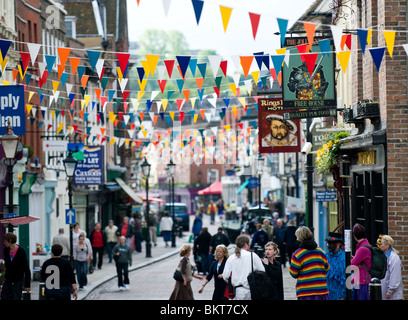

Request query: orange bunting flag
[
  {"left": 69, "top": 57, "right": 80, "bottom": 75},
  {"left": 240, "top": 56, "right": 253, "bottom": 78},
  {"left": 57, "top": 47, "right": 71, "bottom": 67},
  {"left": 195, "top": 77, "right": 204, "bottom": 90},
  {"left": 303, "top": 22, "right": 317, "bottom": 49},
  {"left": 81, "top": 75, "right": 89, "bottom": 89}
]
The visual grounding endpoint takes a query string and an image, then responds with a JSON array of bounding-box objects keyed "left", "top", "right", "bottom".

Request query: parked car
[
  {"left": 241, "top": 205, "right": 273, "bottom": 236},
  {"left": 164, "top": 202, "right": 190, "bottom": 231}
]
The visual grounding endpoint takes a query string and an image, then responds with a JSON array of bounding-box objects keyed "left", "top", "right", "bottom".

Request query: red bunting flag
[
  {"left": 164, "top": 60, "right": 175, "bottom": 78},
  {"left": 249, "top": 12, "right": 261, "bottom": 40}
]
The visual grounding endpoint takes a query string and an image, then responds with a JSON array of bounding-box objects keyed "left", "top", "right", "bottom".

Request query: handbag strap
[{"left": 250, "top": 252, "right": 254, "bottom": 273}]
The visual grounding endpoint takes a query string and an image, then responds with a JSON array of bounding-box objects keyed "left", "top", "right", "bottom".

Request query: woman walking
[
  {"left": 170, "top": 245, "right": 203, "bottom": 300},
  {"left": 289, "top": 226, "right": 330, "bottom": 300},
  {"left": 262, "top": 241, "right": 284, "bottom": 300},
  {"left": 113, "top": 236, "right": 132, "bottom": 290},
  {"left": 379, "top": 235, "right": 404, "bottom": 300},
  {"left": 73, "top": 233, "right": 91, "bottom": 290},
  {"left": 159, "top": 212, "right": 173, "bottom": 247},
  {"left": 198, "top": 244, "right": 229, "bottom": 300}
]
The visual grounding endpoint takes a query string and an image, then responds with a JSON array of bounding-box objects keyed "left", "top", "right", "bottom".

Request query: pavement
[{"left": 30, "top": 214, "right": 297, "bottom": 300}]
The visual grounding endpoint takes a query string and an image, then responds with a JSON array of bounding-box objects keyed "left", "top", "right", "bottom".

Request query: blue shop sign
[{"left": 0, "top": 85, "right": 26, "bottom": 135}]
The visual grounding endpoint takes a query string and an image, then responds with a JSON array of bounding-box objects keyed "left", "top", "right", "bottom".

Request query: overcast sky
[{"left": 126, "top": 0, "right": 316, "bottom": 57}]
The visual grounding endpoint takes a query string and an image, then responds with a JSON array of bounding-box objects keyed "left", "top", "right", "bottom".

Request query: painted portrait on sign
[{"left": 258, "top": 98, "right": 301, "bottom": 153}]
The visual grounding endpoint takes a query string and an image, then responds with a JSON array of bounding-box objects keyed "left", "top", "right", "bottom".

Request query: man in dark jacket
[
  {"left": 41, "top": 244, "right": 77, "bottom": 300},
  {"left": 1, "top": 233, "right": 31, "bottom": 300}
]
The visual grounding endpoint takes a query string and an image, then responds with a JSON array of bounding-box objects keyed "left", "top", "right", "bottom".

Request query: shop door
[{"left": 352, "top": 170, "right": 387, "bottom": 247}]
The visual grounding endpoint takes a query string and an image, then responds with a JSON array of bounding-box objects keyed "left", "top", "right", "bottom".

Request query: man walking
[
  {"left": 41, "top": 244, "right": 77, "bottom": 300},
  {"left": 52, "top": 228, "right": 70, "bottom": 260},
  {"left": 105, "top": 220, "right": 118, "bottom": 263}
]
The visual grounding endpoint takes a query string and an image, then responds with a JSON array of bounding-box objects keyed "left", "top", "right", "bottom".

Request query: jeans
[
  {"left": 116, "top": 262, "right": 129, "bottom": 287},
  {"left": 134, "top": 233, "right": 142, "bottom": 252},
  {"left": 107, "top": 242, "right": 117, "bottom": 262},
  {"left": 44, "top": 286, "right": 71, "bottom": 300},
  {"left": 75, "top": 260, "right": 88, "bottom": 288},
  {"left": 0, "top": 279, "right": 23, "bottom": 300},
  {"left": 92, "top": 246, "right": 104, "bottom": 268}
]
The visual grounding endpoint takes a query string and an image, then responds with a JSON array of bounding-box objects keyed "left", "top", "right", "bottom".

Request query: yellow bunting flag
[
  {"left": 146, "top": 55, "right": 160, "bottom": 76},
  {"left": 162, "top": 99, "right": 168, "bottom": 112},
  {"left": 229, "top": 83, "right": 237, "bottom": 96},
  {"left": 138, "top": 79, "right": 148, "bottom": 92},
  {"left": 367, "top": 28, "right": 372, "bottom": 45},
  {"left": 56, "top": 122, "right": 64, "bottom": 135},
  {"left": 383, "top": 30, "right": 396, "bottom": 57},
  {"left": 169, "top": 111, "right": 175, "bottom": 121},
  {"left": 336, "top": 51, "right": 351, "bottom": 74},
  {"left": 117, "top": 67, "right": 123, "bottom": 82},
  {"left": 232, "top": 106, "right": 238, "bottom": 118},
  {"left": 26, "top": 104, "right": 33, "bottom": 114},
  {"left": 193, "top": 113, "right": 199, "bottom": 123},
  {"left": 52, "top": 81, "right": 59, "bottom": 93},
  {"left": 110, "top": 137, "right": 116, "bottom": 146},
  {"left": 141, "top": 60, "right": 151, "bottom": 78},
  {"left": 108, "top": 112, "right": 117, "bottom": 123},
  {"left": 219, "top": 6, "right": 233, "bottom": 32},
  {"left": 251, "top": 71, "right": 259, "bottom": 85}
]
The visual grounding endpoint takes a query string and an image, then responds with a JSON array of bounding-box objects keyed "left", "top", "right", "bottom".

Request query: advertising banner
[
  {"left": 258, "top": 98, "right": 301, "bottom": 153},
  {"left": 73, "top": 145, "right": 104, "bottom": 185},
  {"left": 0, "top": 85, "right": 26, "bottom": 135}
]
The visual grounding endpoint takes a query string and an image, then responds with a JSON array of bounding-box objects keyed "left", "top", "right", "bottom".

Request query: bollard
[
  {"left": 369, "top": 278, "right": 382, "bottom": 300},
  {"left": 39, "top": 282, "right": 46, "bottom": 300}
]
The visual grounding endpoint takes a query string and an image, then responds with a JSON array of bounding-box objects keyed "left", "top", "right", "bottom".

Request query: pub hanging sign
[{"left": 282, "top": 39, "right": 337, "bottom": 108}]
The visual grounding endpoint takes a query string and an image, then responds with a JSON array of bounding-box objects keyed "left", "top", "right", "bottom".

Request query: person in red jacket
[
  {"left": 1, "top": 233, "right": 31, "bottom": 300},
  {"left": 351, "top": 223, "right": 371, "bottom": 300},
  {"left": 89, "top": 222, "right": 107, "bottom": 270}
]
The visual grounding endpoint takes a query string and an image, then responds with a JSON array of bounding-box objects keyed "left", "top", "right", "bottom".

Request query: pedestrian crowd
[
  {"left": 0, "top": 209, "right": 178, "bottom": 300},
  {"left": 172, "top": 210, "right": 404, "bottom": 301},
  {"left": 0, "top": 207, "right": 404, "bottom": 301}
]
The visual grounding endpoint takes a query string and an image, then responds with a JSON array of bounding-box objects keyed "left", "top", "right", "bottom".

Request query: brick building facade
[{"left": 344, "top": 0, "right": 408, "bottom": 298}]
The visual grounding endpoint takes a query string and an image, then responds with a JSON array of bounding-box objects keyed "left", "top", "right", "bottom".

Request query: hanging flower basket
[{"left": 315, "top": 130, "right": 350, "bottom": 174}]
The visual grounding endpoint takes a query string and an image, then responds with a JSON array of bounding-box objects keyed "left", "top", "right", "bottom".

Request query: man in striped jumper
[{"left": 289, "top": 226, "right": 330, "bottom": 300}]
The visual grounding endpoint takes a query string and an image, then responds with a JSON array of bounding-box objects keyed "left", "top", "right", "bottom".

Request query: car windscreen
[{"left": 165, "top": 205, "right": 187, "bottom": 213}]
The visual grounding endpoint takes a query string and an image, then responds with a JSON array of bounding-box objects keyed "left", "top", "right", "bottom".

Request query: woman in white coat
[
  {"left": 379, "top": 235, "right": 404, "bottom": 300},
  {"left": 159, "top": 212, "right": 173, "bottom": 247}
]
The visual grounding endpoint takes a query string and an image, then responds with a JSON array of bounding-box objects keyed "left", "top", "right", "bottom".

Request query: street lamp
[
  {"left": 0, "top": 121, "right": 20, "bottom": 232},
  {"left": 256, "top": 154, "right": 265, "bottom": 214},
  {"left": 63, "top": 150, "right": 78, "bottom": 267},
  {"left": 141, "top": 157, "right": 152, "bottom": 258},
  {"left": 166, "top": 160, "right": 176, "bottom": 247}
]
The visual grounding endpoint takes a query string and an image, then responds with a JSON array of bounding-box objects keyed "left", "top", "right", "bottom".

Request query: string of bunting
[{"left": 0, "top": 13, "right": 405, "bottom": 153}]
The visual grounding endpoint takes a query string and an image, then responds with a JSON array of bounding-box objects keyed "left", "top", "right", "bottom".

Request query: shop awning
[
  {"left": 0, "top": 215, "right": 40, "bottom": 226},
  {"left": 114, "top": 177, "right": 143, "bottom": 204},
  {"left": 198, "top": 181, "right": 222, "bottom": 195}
]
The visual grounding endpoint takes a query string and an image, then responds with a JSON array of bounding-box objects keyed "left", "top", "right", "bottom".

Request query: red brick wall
[
  {"left": 15, "top": 0, "right": 42, "bottom": 164},
  {"left": 377, "top": 0, "right": 408, "bottom": 299}
]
